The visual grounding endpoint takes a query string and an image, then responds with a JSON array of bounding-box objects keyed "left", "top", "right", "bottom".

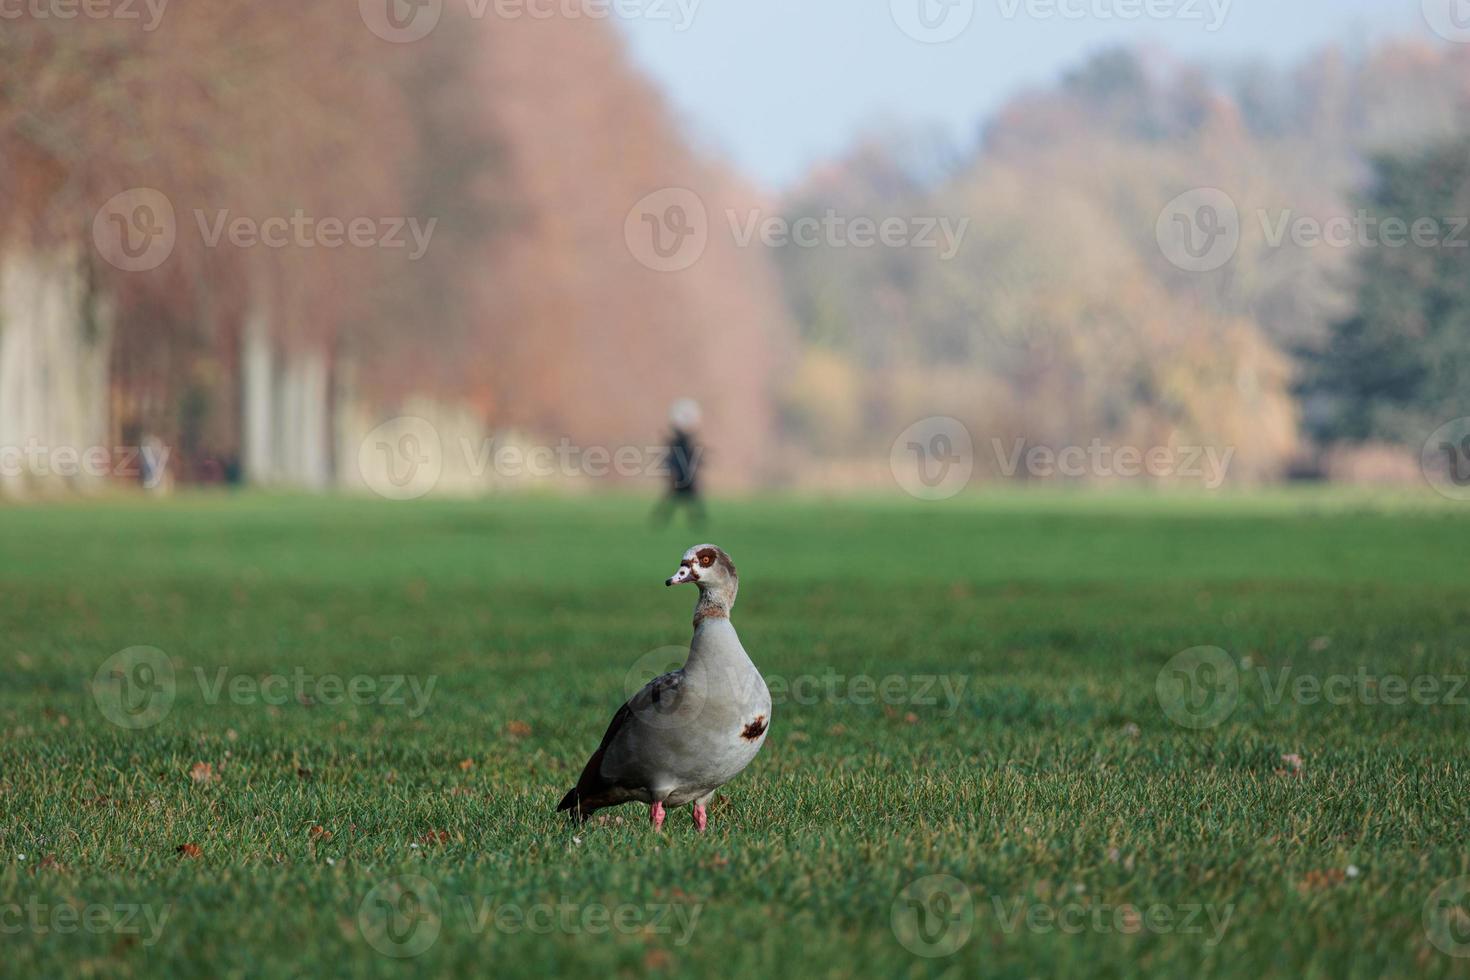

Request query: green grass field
[{"left": 3, "top": 491, "right": 1470, "bottom": 978}]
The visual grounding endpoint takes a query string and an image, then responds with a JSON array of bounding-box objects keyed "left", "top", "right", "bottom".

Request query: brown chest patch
[{"left": 740, "top": 715, "right": 767, "bottom": 741}]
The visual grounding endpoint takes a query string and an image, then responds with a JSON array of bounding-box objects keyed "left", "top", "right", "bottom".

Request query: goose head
[{"left": 666, "top": 544, "right": 739, "bottom": 619}]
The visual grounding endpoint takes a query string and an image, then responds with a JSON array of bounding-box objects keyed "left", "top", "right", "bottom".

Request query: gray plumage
[{"left": 558, "top": 544, "right": 770, "bottom": 822}]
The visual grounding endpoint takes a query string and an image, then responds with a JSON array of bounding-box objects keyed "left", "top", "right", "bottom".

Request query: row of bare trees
[
  {"left": 775, "top": 41, "right": 1470, "bottom": 486},
  {"left": 0, "top": 5, "right": 788, "bottom": 496}
]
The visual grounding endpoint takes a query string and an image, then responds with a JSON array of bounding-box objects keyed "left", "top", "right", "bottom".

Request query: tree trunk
[
  {"left": 0, "top": 249, "right": 113, "bottom": 498},
  {"left": 240, "top": 296, "right": 330, "bottom": 489}
]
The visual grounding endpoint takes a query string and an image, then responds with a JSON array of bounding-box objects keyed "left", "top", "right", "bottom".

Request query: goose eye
[{"left": 699, "top": 554, "right": 714, "bottom": 568}]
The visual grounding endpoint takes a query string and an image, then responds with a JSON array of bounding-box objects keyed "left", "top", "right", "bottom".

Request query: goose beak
[{"left": 666, "top": 564, "right": 696, "bottom": 586}]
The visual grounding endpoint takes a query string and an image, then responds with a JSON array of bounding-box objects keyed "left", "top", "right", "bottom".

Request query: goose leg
[
  {"left": 650, "top": 801, "right": 666, "bottom": 831},
  {"left": 692, "top": 802, "right": 708, "bottom": 833}
]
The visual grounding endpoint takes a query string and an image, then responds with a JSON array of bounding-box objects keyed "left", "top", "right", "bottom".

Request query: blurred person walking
[{"left": 653, "top": 399, "right": 707, "bottom": 528}]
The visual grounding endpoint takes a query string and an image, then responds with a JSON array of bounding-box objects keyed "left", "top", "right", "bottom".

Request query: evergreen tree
[{"left": 1306, "top": 139, "right": 1470, "bottom": 443}]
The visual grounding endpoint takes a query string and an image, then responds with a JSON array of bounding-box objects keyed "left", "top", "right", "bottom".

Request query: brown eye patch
[{"left": 694, "top": 547, "right": 737, "bottom": 578}]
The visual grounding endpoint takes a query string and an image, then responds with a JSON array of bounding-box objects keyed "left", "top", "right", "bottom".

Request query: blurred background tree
[
  {"left": 0, "top": 14, "right": 1467, "bottom": 496},
  {"left": 1303, "top": 139, "right": 1470, "bottom": 444}
]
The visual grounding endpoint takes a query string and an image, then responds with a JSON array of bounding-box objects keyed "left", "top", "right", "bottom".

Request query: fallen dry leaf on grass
[
  {"left": 189, "top": 762, "right": 218, "bottom": 784},
  {"left": 1297, "top": 869, "right": 1346, "bottom": 894},
  {"left": 505, "top": 720, "right": 532, "bottom": 737},
  {"left": 176, "top": 843, "right": 202, "bottom": 858}
]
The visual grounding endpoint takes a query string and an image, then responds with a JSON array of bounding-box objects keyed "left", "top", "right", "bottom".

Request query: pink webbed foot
[
  {"left": 650, "top": 801, "right": 666, "bottom": 831},
  {"left": 692, "top": 802, "right": 708, "bottom": 833}
]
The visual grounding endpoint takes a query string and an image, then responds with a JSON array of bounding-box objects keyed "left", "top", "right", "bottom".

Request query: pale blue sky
[{"left": 615, "top": 0, "right": 1435, "bottom": 189}]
